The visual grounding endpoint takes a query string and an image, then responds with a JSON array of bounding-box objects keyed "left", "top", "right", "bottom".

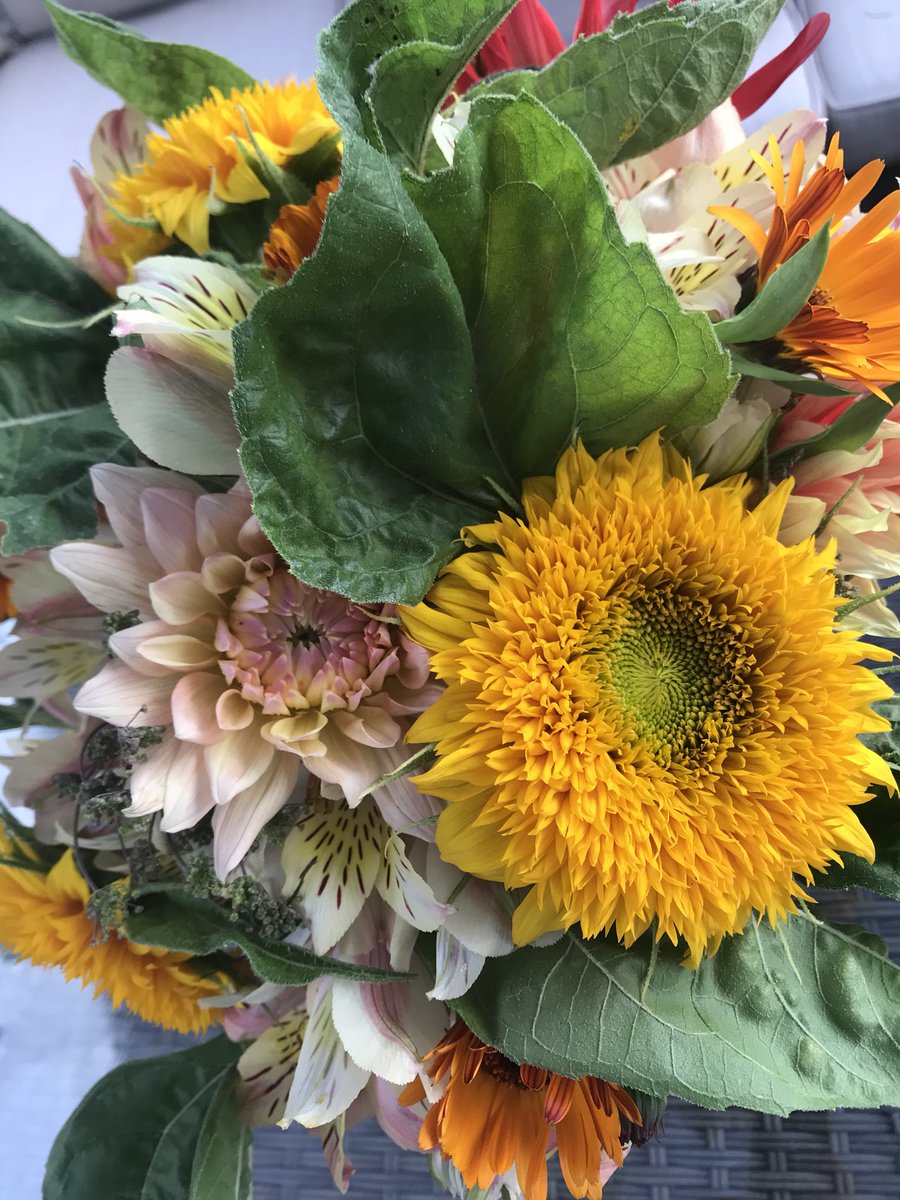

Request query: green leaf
[
  {"left": 232, "top": 130, "right": 493, "bottom": 605},
  {"left": 317, "top": 0, "right": 515, "bottom": 170},
  {"left": 815, "top": 786, "right": 900, "bottom": 901},
  {"left": 44, "top": 0, "right": 254, "bottom": 123},
  {"left": 190, "top": 1062, "right": 253, "bottom": 1200},
  {"left": 43, "top": 1038, "right": 247, "bottom": 1200},
  {"left": 0, "top": 209, "right": 130, "bottom": 553},
  {"left": 451, "top": 914, "right": 900, "bottom": 1114},
  {"left": 714, "top": 225, "right": 830, "bottom": 346},
  {"left": 468, "top": 0, "right": 784, "bottom": 169},
  {"left": 409, "top": 94, "right": 734, "bottom": 466},
  {"left": 730, "top": 353, "right": 857, "bottom": 397},
  {"left": 126, "top": 887, "right": 411, "bottom": 985},
  {"left": 772, "top": 390, "right": 896, "bottom": 464}
]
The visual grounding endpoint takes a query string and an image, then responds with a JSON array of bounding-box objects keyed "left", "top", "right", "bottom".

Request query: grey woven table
[{"left": 3, "top": 888, "right": 899, "bottom": 1199}]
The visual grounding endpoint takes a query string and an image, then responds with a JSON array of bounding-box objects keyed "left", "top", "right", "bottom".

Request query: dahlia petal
[
  {"left": 140, "top": 488, "right": 203, "bottom": 575},
  {"left": 127, "top": 734, "right": 214, "bottom": 828},
  {"left": 105, "top": 347, "right": 240, "bottom": 475},
  {"left": 281, "top": 801, "right": 384, "bottom": 955},
  {"left": 311, "top": 732, "right": 399, "bottom": 808},
  {"left": 90, "top": 463, "right": 195, "bottom": 548},
  {"left": 206, "top": 721, "right": 277, "bottom": 806},
  {"left": 195, "top": 494, "right": 254, "bottom": 558},
  {"left": 499, "top": 0, "right": 565, "bottom": 67},
  {"left": 50, "top": 543, "right": 162, "bottom": 618},
  {"left": 171, "top": 671, "right": 228, "bottom": 744},
  {"left": 216, "top": 687, "right": 255, "bottom": 731},
  {"left": 376, "top": 836, "right": 452, "bottom": 934},
  {"left": 138, "top": 634, "right": 218, "bottom": 671},
  {"left": 574, "top": 0, "right": 636, "bottom": 37},
  {"left": 211, "top": 751, "right": 300, "bottom": 876},
  {"left": 74, "top": 659, "right": 175, "bottom": 726},
  {"left": 428, "top": 929, "right": 487, "bottom": 1001},
  {"left": 149, "top": 572, "right": 222, "bottom": 625},
  {"left": 201, "top": 553, "right": 248, "bottom": 596},
  {"left": 283, "top": 985, "right": 369, "bottom": 1128},
  {"left": 109, "top": 620, "right": 186, "bottom": 678},
  {"left": 330, "top": 706, "right": 403, "bottom": 749}
]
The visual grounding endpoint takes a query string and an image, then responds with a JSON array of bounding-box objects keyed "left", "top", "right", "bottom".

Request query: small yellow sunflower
[
  {"left": 0, "top": 832, "right": 222, "bottom": 1033},
  {"left": 110, "top": 79, "right": 338, "bottom": 256},
  {"left": 402, "top": 436, "right": 894, "bottom": 966}
]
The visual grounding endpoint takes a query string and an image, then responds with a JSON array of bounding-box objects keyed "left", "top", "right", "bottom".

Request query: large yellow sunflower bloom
[
  {"left": 401, "top": 436, "right": 894, "bottom": 966},
  {"left": 0, "top": 834, "right": 222, "bottom": 1033},
  {"left": 111, "top": 79, "right": 338, "bottom": 256},
  {"left": 711, "top": 133, "right": 900, "bottom": 398}
]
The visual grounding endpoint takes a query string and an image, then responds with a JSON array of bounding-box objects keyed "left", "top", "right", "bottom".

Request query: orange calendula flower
[
  {"left": 0, "top": 833, "right": 223, "bottom": 1034},
  {"left": 263, "top": 176, "right": 340, "bottom": 281},
  {"left": 400, "top": 1020, "right": 640, "bottom": 1200},
  {"left": 0, "top": 572, "right": 15, "bottom": 620},
  {"left": 712, "top": 133, "right": 900, "bottom": 397}
]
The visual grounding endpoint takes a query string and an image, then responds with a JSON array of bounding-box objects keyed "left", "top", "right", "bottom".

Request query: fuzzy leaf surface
[
  {"left": 469, "top": 0, "right": 784, "bottom": 168},
  {"left": 43, "top": 1038, "right": 246, "bottom": 1200},
  {"left": 408, "top": 94, "right": 734, "bottom": 468},
  {"left": 232, "top": 130, "right": 494, "bottom": 605},
  {"left": 451, "top": 915, "right": 900, "bottom": 1114},
  {"left": 127, "top": 888, "right": 410, "bottom": 985},
  {"left": 45, "top": 0, "right": 253, "bottom": 122},
  {"left": 0, "top": 209, "right": 128, "bottom": 552},
  {"left": 317, "top": 0, "right": 516, "bottom": 168}
]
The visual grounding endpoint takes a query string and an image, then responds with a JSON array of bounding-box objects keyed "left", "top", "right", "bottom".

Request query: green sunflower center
[{"left": 592, "top": 586, "right": 756, "bottom": 768}]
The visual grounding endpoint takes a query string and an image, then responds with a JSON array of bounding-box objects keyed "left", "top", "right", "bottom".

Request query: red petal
[
  {"left": 500, "top": 0, "right": 566, "bottom": 67},
  {"left": 453, "top": 0, "right": 565, "bottom": 97},
  {"left": 573, "top": 0, "right": 637, "bottom": 38},
  {"left": 732, "top": 13, "right": 830, "bottom": 119}
]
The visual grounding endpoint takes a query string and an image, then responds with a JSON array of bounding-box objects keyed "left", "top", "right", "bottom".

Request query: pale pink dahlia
[{"left": 50, "top": 466, "right": 439, "bottom": 874}]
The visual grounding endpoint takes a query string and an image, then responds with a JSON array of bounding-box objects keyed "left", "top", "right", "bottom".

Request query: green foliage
[
  {"left": 468, "top": 0, "right": 784, "bottom": 169},
  {"left": 234, "top": 95, "right": 733, "bottom": 603},
  {"left": 43, "top": 1038, "right": 251, "bottom": 1200},
  {"left": 317, "top": 0, "right": 516, "bottom": 170},
  {"left": 714, "top": 225, "right": 830, "bottom": 346},
  {"left": 44, "top": 0, "right": 254, "bottom": 122},
  {"left": 408, "top": 95, "right": 733, "bottom": 469},
  {"left": 451, "top": 915, "right": 900, "bottom": 1114},
  {"left": 126, "top": 887, "right": 411, "bottom": 985},
  {"left": 814, "top": 785, "right": 900, "bottom": 902},
  {"left": 771, "top": 390, "right": 897, "bottom": 465},
  {"left": 0, "top": 209, "right": 130, "bottom": 552},
  {"left": 728, "top": 354, "right": 856, "bottom": 397}
]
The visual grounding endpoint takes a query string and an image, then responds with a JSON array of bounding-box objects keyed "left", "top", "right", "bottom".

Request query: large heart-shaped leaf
[
  {"left": 43, "top": 1038, "right": 251, "bottom": 1200},
  {"left": 45, "top": 0, "right": 253, "bottom": 122},
  {"left": 126, "top": 887, "right": 411, "bottom": 985},
  {"left": 234, "top": 94, "right": 733, "bottom": 603},
  {"left": 452, "top": 914, "right": 900, "bottom": 1114},
  {"left": 469, "top": 0, "right": 784, "bottom": 169},
  {"left": 408, "top": 94, "right": 734, "bottom": 470},
  {"left": 0, "top": 209, "right": 130, "bottom": 552}
]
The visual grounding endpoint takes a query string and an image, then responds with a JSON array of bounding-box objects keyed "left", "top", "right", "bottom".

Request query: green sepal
[{"left": 714, "top": 224, "right": 830, "bottom": 346}]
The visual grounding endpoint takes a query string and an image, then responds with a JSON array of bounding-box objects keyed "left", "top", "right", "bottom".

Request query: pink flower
[
  {"left": 776, "top": 394, "right": 900, "bottom": 580},
  {"left": 49, "top": 466, "right": 440, "bottom": 875}
]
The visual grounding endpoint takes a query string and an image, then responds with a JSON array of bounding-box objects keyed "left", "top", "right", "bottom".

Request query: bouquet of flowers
[{"left": 4, "top": 0, "right": 900, "bottom": 1195}]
